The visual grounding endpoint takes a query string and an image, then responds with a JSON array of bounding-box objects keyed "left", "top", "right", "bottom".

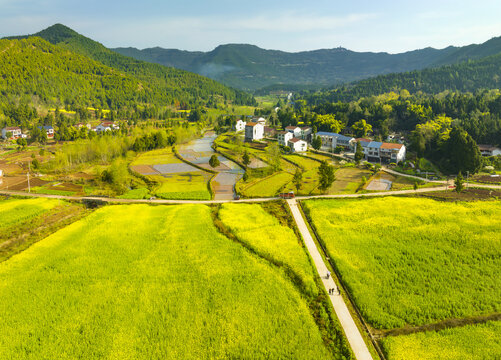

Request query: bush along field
[
  {"left": 303, "top": 196, "right": 501, "bottom": 359},
  {"left": 0, "top": 197, "right": 89, "bottom": 262},
  {"left": 0, "top": 203, "right": 352, "bottom": 359}
]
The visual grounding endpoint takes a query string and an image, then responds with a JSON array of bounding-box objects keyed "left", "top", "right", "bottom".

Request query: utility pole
[{"left": 27, "top": 161, "right": 31, "bottom": 193}]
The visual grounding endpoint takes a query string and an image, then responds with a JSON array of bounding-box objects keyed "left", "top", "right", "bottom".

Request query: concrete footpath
[{"left": 287, "top": 199, "right": 373, "bottom": 360}]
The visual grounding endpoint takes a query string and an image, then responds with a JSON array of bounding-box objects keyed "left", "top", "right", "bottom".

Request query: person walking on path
[{"left": 326, "top": 270, "right": 331, "bottom": 279}]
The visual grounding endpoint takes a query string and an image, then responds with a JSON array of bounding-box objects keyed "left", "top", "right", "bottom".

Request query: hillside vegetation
[
  {"left": 3, "top": 24, "right": 255, "bottom": 109},
  {"left": 114, "top": 36, "right": 501, "bottom": 91}
]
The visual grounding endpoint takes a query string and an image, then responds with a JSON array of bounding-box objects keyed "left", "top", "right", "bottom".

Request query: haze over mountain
[{"left": 114, "top": 36, "right": 501, "bottom": 91}]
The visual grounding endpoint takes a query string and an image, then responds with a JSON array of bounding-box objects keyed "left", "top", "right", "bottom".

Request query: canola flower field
[
  {"left": 303, "top": 197, "right": 501, "bottom": 329},
  {"left": 0, "top": 203, "right": 350, "bottom": 359},
  {"left": 380, "top": 321, "right": 501, "bottom": 360}
]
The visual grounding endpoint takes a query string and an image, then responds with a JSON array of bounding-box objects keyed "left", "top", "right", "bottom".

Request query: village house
[
  {"left": 95, "top": 121, "right": 119, "bottom": 133},
  {"left": 316, "top": 132, "right": 355, "bottom": 151},
  {"left": 288, "top": 138, "right": 308, "bottom": 153},
  {"left": 75, "top": 123, "right": 92, "bottom": 130},
  {"left": 234, "top": 119, "right": 246, "bottom": 132},
  {"left": 380, "top": 143, "right": 406, "bottom": 163},
  {"left": 277, "top": 131, "right": 293, "bottom": 146},
  {"left": 478, "top": 144, "right": 501, "bottom": 157},
  {"left": 353, "top": 138, "right": 406, "bottom": 163},
  {"left": 263, "top": 126, "right": 276, "bottom": 138},
  {"left": 300, "top": 126, "right": 312, "bottom": 141},
  {"left": 285, "top": 126, "right": 302, "bottom": 138},
  {"left": 245, "top": 122, "right": 264, "bottom": 141},
  {"left": 249, "top": 117, "right": 266, "bottom": 126},
  {"left": 38, "top": 125, "right": 54, "bottom": 139},
  {"left": 1, "top": 127, "right": 23, "bottom": 140}
]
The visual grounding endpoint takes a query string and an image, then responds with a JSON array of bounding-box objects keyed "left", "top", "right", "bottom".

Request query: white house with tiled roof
[
  {"left": 245, "top": 122, "right": 264, "bottom": 141},
  {"left": 1, "top": 127, "right": 22, "bottom": 139},
  {"left": 288, "top": 138, "right": 308, "bottom": 153},
  {"left": 277, "top": 131, "right": 293, "bottom": 146}
]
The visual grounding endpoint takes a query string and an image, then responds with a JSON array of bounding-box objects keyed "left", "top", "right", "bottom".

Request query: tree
[
  {"left": 16, "top": 138, "right": 27, "bottom": 149},
  {"left": 242, "top": 151, "right": 251, "bottom": 167},
  {"left": 209, "top": 154, "right": 220, "bottom": 168},
  {"left": 318, "top": 161, "right": 335, "bottom": 192},
  {"left": 266, "top": 142, "right": 281, "bottom": 171},
  {"left": 413, "top": 182, "right": 419, "bottom": 191},
  {"left": 354, "top": 141, "right": 364, "bottom": 164},
  {"left": 293, "top": 168, "right": 303, "bottom": 191},
  {"left": 351, "top": 119, "right": 372, "bottom": 138},
  {"left": 442, "top": 127, "right": 482, "bottom": 174},
  {"left": 242, "top": 172, "right": 249, "bottom": 181},
  {"left": 455, "top": 171, "right": 464, "bottom": 193},
  {"left": 312, "top": 135, "right": 322, "bottom": 150},
  {"left": 31, "top": 158, "right": 40, "bottom": 170}
]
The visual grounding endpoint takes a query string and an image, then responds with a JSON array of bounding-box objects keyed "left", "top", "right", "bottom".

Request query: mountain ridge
[{"left": 112, "top": 36, "right": 501, "bottom": 91}]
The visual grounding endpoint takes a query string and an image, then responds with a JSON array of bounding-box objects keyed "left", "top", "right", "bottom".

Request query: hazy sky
[{"left": 1, "top": 0, "right": 501, "bottom": 53}]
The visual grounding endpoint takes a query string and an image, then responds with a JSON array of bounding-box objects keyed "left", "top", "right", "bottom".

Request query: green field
[
  {"left": 381, "top": 321, "right": 501, "bottom": 360},
  {"left": 0, "top": 204, "right": 348, "bottom": 359},
  {"left": 239, "top": 171, "right": 293, "bottom": 197},
  {"left": 0, "top": 198, "right": 61, "bottom": 232},
  {"left": 219, "top": 203, "right": 317, "bottom": 294},
  {"left": 151, "top": 173, "right": 211, "bottom": 200},
  {"left": 329, "top": 167, "right": 371, "bottom": 194},
  {"left": 131, "top": 148, "right": 180, "bottom": 166},
  {"left": 303, "top": 197, "right": 501, "bottom": 329}
]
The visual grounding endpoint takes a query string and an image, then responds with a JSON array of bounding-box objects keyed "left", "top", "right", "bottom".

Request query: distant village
[{"left": 1, "top": 121, "right": 120, "bottom": 141}]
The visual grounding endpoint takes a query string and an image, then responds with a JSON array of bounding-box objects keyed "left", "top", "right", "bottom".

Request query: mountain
[
  {"left": 5, "top": 24, "right": 255, "bottom": 108},
  {"left": 112, "top": 36, "right": 501, "bottom": 91},
  {"left": 0, "top": 37, "right": 146, "bottom": 109},
  {"left": 301, "top": 53, "right": 501, "bottom": 103}
]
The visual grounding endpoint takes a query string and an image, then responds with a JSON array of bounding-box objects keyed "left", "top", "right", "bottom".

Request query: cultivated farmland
[
  {"left": 380, "top": 321, "right": 501, "bottom": 360},
  {"left": 219, "top": 203, "right": 317, "bottom": 294},
  {"left": 0, "top": 203, "right": 350, "bottom": 359},
  {"left": 303, "top": 197, "right": 501, "bottom": 330}
]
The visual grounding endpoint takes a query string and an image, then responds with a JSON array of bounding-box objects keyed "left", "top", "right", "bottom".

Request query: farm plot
[
  {"left": 0, "top": 204, "right": 347, "bottom": 359},
  {"left": 303, "top": 197, "right": 501, "bottom": 330},
  {"left": 150, "top": 173, "right": 211, "bottom": 200},
  {"left": 380, "top": 321, "right": 501, "bottom": 360},
  {"left": 0, "top": 198, "right": 61, "bottom": 233},
  {"left": 238, "top": 171, "right": 293, "bottom": 198},
  {"left": 219, "top": 203, "right": 318, "bottom": 294},
  {"left": 329, "top": 167, "right": 371, "bottom": 194},
  {"left": 283, "top": 155, "right": 323, "bottom": 195}
]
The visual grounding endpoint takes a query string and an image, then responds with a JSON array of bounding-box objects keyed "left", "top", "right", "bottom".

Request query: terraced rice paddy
[
  {"left": 0, "top": 204, "right": 350, "bottom": 359},
  {"left": 304, "top": 197, "right": 501, "bottom": 330}
]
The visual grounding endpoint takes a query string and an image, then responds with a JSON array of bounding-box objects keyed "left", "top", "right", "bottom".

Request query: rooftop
[
  {"left": 368, "top": 141, "right": 383, "bottom": 148},
  {"left": 380, "top": 142, "right": 404, "bottom": 150},
  {"left": 316, "top": 132, "right": 354, "bottom": 141},
  {"left": 289, "top": 138, "right": 304, "bottom": 143},
  {"left": 246, "top": 122, "right": 259, "bottom": 127}
]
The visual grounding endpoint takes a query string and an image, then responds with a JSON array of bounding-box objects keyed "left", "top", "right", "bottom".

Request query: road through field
[{"left": 287, "top": 198, "right": 373, "bottom": 360}]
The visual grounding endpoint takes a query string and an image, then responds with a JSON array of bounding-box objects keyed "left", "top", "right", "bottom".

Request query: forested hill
[
  {"left": 303, "top": 53, "right": 501, "bottom": 103},
  {"left": 0, "top": 37, "right": 147, "bottom": 109},
  {"left": 4, "top": 24, "right": 255, "bottom": 108},
  {"left": 113, "top": 36, "right": 501, "bottom": 91}
]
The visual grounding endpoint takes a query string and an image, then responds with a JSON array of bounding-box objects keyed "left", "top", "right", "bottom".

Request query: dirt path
[{"left": 286, "top": 198, "right": 373, "bottom": 360}]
